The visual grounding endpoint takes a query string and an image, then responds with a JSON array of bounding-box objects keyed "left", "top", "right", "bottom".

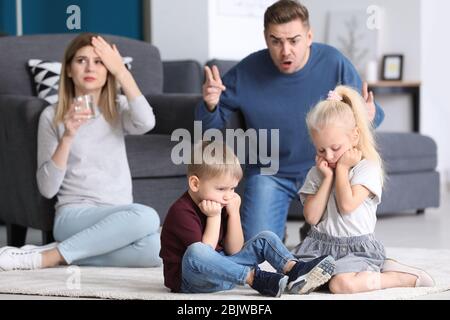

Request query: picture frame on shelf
[{"left": 381, "top": 54, "right": 404, "bottom": 81}]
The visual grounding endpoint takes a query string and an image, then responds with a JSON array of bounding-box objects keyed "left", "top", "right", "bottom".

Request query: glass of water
[{"left": 74, "top": 94, "right": 95, "bottom": 119}]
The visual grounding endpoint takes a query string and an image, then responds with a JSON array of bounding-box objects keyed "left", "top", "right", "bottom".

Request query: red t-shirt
[{"left": 159, "top": 192, "right": 228, "bottom": 292}]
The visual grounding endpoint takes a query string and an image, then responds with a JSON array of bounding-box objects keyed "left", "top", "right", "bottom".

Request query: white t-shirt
[{"left": 299, "top": 159, "right": 382, "bottom": 237}]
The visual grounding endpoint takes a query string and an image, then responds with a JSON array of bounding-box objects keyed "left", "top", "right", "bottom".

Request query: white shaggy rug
[{"left": 0, "top": 247, "right": 449, "bottom": 300}]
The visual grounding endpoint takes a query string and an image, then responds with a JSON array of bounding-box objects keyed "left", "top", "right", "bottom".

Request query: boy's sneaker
[
  {"left": 286, "top": 255, "right": 335, "bottom": 294},
  {"left": 0, "top": 246, "right": 42, "bottom": 271},
  {"left": 251, "top": 265, "right": 289, "bottom": 298}
]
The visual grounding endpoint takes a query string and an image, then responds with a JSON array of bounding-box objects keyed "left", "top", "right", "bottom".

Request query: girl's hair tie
[{"left": 327, "top": 90, "right": 343, "bottom": 101}]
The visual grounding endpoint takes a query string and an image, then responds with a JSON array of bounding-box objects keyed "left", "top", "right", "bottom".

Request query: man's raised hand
[{"left": 202, "top": 65, "right": 226, "bottom": 111}]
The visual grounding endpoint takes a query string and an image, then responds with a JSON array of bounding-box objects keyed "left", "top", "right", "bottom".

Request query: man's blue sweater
[{"left": 196, "top": 43, "right": 384, "bottom": 181}]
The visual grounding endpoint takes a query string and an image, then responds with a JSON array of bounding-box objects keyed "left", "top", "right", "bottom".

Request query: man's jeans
[{"left": 241, "top": 174, "right": 303, "bottom": 241}]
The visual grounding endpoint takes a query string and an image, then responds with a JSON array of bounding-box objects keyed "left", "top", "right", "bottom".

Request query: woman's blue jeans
[{"left": 53, "top": 203, "right": 162, "bottom": 267}]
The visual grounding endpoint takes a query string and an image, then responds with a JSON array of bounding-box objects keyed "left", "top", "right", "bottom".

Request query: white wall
[
  {"left": 421, "top": 0, "right": 450, "bottom": 189},
  {"left": 151, "top": 0, "right": 276, "bottom": 64},
  {"left": 207, "top": 0, "right": 270, "bottom": 62},
  {"left": 151, "top": 0, "right": 210, "bottom": 63}
]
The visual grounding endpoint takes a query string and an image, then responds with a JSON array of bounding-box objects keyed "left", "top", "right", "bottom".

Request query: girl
[
  {"left": 293, "top": 85, "right": 434, "bottom": 293},
  {"left": 0, "top": 33, "right": 161, "bottom": 271}
]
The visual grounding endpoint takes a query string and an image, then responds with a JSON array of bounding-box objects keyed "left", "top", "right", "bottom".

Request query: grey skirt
[{"left": 292, "top": 229, "right": 386, "bottom": 275}]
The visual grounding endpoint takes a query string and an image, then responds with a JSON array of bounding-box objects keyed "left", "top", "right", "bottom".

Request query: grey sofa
[
  {"left": 165, "top": 58, "right": 441, "bottom": 219},
  {"left": 0, "top": 34, "right": 202, "bottom": 246},
  {"left": 163, "top": 60, "right": 203, "bottom": 94}
]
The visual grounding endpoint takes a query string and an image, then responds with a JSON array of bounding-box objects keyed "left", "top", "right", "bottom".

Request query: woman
[{"left": 0, "top": 33, "right": 161, "bottom": 271}]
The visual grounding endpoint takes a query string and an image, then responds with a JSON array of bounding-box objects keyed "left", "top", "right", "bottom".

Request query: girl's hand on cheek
[
  {"left": 337, "top": 148, "right": 362, "bottom": 169},
  {"left": 315, "top": 155, "right": 334, "bottom": 178}
]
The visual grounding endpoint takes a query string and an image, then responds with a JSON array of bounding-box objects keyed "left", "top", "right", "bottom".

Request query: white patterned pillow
[
  {"left": 27, "top": 57, "right": 133, "bottom": 105},
  {"left": 28, "top": 59, "right": 61, "bottom": 105}
]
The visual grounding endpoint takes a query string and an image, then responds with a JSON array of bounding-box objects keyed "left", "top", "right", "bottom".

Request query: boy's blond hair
[{"left": 187, "top": 141, "right": 243, "bottom": 181}]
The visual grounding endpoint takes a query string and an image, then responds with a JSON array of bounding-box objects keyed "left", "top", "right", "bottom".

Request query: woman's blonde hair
[
  {"left": 54, "top": 32, "right": 118, "bottom": 125},
  {"left": 306, "top": 85, "right": 384, "bottom": 186},
  {"left": 187, "top": 141, "right": 243, "bottom": 181}
]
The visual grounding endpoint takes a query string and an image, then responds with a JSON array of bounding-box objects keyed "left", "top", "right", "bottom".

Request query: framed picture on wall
[{"left": 381, "top": 54, "right": 404, "bottom": 81}]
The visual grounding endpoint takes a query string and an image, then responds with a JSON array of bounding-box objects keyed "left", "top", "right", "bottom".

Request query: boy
[{"left": 160, "top": 141, "right": 335, "bottom": 297}]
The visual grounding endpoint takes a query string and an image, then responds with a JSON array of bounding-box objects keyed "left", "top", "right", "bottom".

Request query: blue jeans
[
  {"left": 241, "top": 174, "right": 302, "bottom": 241},
  {"left": 53, "top": 203, "right": 162, "bottom": 267},
  {"left": 180, "top": 231, "right": 296, "bottom": 293}
]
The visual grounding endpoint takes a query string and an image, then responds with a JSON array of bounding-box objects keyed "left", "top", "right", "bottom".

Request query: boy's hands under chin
[
  {"left": 198, "top": 200, "right": 222, "bottom": 217},
  {"left": 198, "top": 193, "right": 242, "bottom": 218},
  {"left": 337, "top": 147, "right": 362, "bottom": 170},
  {"left": 225, "top": 193, "right": 241, "bottom": 217}
]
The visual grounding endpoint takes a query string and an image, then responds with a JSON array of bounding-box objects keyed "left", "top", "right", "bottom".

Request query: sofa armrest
[
  {"left": 0, "top": 94, "right": 55, "bottom": 229},
  {"left": 147, "top": 93, "right": 202, "bottom": 135}
]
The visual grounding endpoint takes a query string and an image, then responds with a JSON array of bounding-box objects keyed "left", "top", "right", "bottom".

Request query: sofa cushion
[
  {"left": 163, "top": 60, "right": 202, "bottom": 94},
  {"left": 0, "top": 34, "right": 163, "bottom": 97},
  {"left": 377, "top": 132, "right": 437, "bottom": 173},
  {"left": 125, "top": 134, "right": 187, "bottom": 179},
  {"left": 148, "top": 94, "right": 202, "bottom": 135},
  {"left": 133, "top": 176, "right": 188, "bottom": 223}
]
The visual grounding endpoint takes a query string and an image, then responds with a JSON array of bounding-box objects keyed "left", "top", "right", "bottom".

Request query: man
[{"left": 195, "top": 0, "right": 384, "bottom": 241}]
